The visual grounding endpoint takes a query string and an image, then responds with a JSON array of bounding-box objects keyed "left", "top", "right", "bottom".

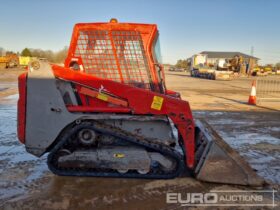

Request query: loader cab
[{"left": 65, "top": 19, "right": 166, "bottom": 93}]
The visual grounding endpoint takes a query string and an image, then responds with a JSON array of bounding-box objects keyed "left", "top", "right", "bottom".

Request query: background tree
[
  {"left": 275, "top": 62, "right": 280, "bottom": 69},
  {"left": 54, "top": 46, "right": 68, "bottom": 63},
  {"left": 175, "top": 59, "right": 188, "bottom": 69},
  {"left": 1, "top": 46, "right": 68, "bottom": 64},
  {"left": 0, "top": 47, "right": 5, "bottom": 56},
  {"left": 29, "top": 47, "right": 68, "bottom": 63},
  {"left": 6, "top": 51, "right": 16, "bottom": 55},
  {"left": 21, "top": 48, "right": 32, "bottom": 57}
]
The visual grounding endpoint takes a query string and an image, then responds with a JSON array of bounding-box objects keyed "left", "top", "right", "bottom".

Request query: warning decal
[
  {"left": 97, "top": 93, "right": 108, "bottom": 101},
  {"left": 114, "top": 153, "right": 125, "bottom": 158},
  {"left": 151, "top": 96, "right": 164, "bottom": 110}
]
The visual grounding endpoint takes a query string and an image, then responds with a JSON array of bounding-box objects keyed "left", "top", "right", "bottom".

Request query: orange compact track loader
[{"left": 17, "top": 19, "right": 264, "bottom": 186}]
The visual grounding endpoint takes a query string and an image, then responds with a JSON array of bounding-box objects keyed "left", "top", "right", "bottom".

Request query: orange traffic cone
[{"left": 248, "top": 80, "right": 257, "bottom": 105}]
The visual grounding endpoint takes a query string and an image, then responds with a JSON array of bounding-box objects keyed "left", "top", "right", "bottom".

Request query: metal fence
[{"left": 256, "top": 77, "right": 280, "bottom": 104}]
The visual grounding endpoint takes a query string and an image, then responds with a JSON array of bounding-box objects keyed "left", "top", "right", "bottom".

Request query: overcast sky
[{"left": 0, "top": 0, "right": 279, "bottom": 64}]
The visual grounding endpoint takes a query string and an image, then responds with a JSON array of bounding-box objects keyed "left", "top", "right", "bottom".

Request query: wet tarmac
[{"left": 0, "top": 94, "right": 279, "bottom": 209}]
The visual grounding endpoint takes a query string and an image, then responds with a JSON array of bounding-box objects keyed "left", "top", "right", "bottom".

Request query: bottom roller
[{"left": 194, "top": 119, "right": 265, "bottom": 186}]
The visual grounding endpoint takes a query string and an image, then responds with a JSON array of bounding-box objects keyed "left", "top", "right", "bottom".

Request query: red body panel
[
  {"left": 17, "top": 72, "right": 27, "bottom": 143},
  {"left": 52, "top": 65, "right": 195, "bottom": 168}
]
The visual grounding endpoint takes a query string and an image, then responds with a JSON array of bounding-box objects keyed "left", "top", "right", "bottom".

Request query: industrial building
[{"left": 199, "top": 51, "right": 259, "bottom": 66}]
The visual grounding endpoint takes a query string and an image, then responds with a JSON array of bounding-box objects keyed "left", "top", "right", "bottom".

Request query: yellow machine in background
[
  {"left": 263, "top": 65, "right": 273, "bottom": 73},
  {"left": 0, "top": 54, "right": 19, "bottom": 69},
  {"left": 0, "top": 55, "right": 32, "bottom": 69},
  {"left": 19, "top": 56, "right": 32, "bottom": 66},
  {"left": 252, "top": 64, "right": 274, "bottom": 76}
]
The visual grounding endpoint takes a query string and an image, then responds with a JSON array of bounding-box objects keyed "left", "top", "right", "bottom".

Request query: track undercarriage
[{"left": 48, "top": 120, "right": 184, "bottom": 178}]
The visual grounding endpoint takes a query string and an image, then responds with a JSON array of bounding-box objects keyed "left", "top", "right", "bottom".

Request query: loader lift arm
[{"left": 52, "top": 65, "right": 195, "bottom": 168}]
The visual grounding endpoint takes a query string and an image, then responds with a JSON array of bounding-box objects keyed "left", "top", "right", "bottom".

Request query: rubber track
[{"left": 47, "top": 121, "right": 185, "bottom": 179}]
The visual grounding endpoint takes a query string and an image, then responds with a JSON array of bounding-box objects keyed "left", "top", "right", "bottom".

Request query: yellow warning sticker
[
  {"left": 114, "top": 153, "right": 125, "bottom": 158},
  {"left": 97, "top": 93, "right": 108, "bottom": 101},
  {"left": 151, "top": 96, "right": 164, "bottom": 110}
]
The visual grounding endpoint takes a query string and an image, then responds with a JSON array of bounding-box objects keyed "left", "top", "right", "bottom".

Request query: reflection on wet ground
[
  {"left": 0, "top": 83, "right": 17, "bottom": 88},
  {"left": 0, "top": 88, "right": 8, "bottom": 92},
  {"left": 0, "top": 95, "right": 279, "bottom": 209}
]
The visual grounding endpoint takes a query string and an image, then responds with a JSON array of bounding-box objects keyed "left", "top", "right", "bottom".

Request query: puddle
[
  {"left": 0, "top": 102, "right": 50, "bottom": 202},
  {"left": 4, "top": 94, "right": 19, "bottom": 100},
  {"left": 0, "top": 88, "right": 8, "bottom": 92},
  {"left": 0, "top": 94, "right": 18, "bottom": 107}
]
